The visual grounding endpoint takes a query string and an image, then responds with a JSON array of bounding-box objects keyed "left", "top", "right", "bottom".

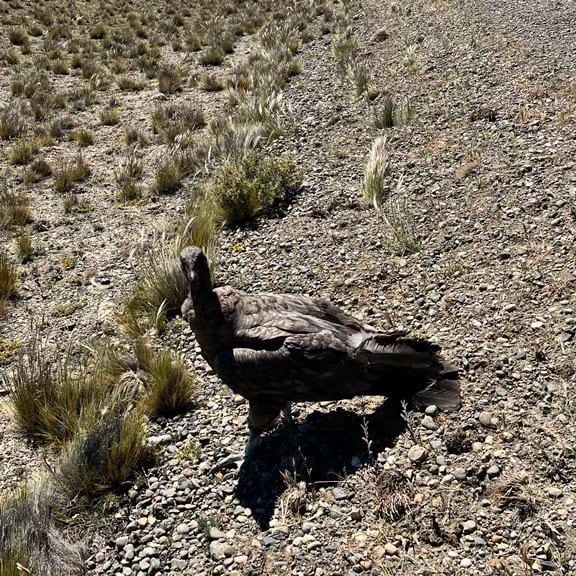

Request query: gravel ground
[{"left": 2, "top": 0, "right": 576, "bottom": 574}]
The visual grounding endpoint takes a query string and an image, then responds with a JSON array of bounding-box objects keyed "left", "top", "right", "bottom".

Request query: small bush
[
  {"left": 0, "top": 187, "right": 32, "bottom": 227},
  {"left": 210, "top": 152, "right": 302, "bottom": 225},
  {"left": 362, "top": 136, "right": 390, "bottom": 210},
  {"left": 144, "top": 349, "right": 196, "bottom": 417},
  {"left": 54, "top": 155, "right": 90, "bottom": 193},
  {"left": 0, "top": 252, "right": 18, "bottom": 301}
]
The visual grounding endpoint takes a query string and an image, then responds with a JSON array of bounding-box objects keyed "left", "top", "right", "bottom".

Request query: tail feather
[{"left": 353, "top": 333, "right": 461, "bottom": 410}]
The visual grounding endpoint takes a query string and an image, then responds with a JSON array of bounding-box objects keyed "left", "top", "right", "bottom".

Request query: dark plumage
[{"left": 180, "top": 247, "right": 460, "bottom": 450}]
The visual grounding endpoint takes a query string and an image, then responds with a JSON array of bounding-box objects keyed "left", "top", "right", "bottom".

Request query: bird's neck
[{"left": 189, "top": 283, "right": 230, "bottom": 364}]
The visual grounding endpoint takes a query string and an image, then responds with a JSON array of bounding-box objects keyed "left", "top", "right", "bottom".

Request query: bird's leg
[{"left": 244, "top": 431, "right": 263, "bottom": 460}]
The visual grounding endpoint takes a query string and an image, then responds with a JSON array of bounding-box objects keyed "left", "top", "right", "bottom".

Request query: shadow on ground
[{"left": 235, "top": 399, "right": 407, "bottom": 529}]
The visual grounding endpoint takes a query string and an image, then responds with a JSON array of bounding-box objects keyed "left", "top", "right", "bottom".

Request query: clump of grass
[
  {"left": 151, "top": 103, "right": 206, "bottom": 144},
  {"left": 177, "top": 193, "right": 220, "bottom": 266},
  {"left": 208, "top": 152, "right": 302, "bottom": 226},
  {"left": 491, "top": 472, "right": 540, "bottom": 519},
  {"left": 115, "top": 148, "right": 144, "bottom": 202},
  {"left": 71, "top": 129, "right": 94, "bottom": 147},
  {"left": 117, "top": 75, "right": 145, "bottom": 91},
  {"left": 362, "top": 136, "right": 390, "bottom": 210},
  {"left": 54, "top": 155, "right": 90, "bottom": 193},
  {"left": 124, "top": 126, "right": 149, "bottom": 146},
  {"left": 0, "top": 187, "right": 32, "bottom": 227},
  {"left": 350, "top": 62, "right": 371, "bottom": 98},
  {"left": 24, "top": 157, "right": 52, "bottom": 184},
  {"left": 0, "top": 252, "right": 18, "bottom": 302},
  {"left": 153, "top": 158, "right": 185, "bottom": 195},
  {"left": 56, "top": 410, "right": 153, "bottom": 504},
  {"left": 100, "top": 107, "right": 121, "bottom": 126},
  {"left": 372, "top": 96, "right": 413, "bottom": 129},
  {"left": 89, "top": 23, "right": 107, "bottom": 40},
  {"left": 15, "top": 232, "right": 34, "bottom": 263},
  {"left": 381, "top": 179, "right": 422, "bottom": 255},
  {"left": 7, "top": 138, "right": 39, "bottom": 165},
  {"left": 0, "top": 483, "right": 84, "bottom": 576},
  {"left": 8, "top": 27, "right": 29, "bottom": 46},
  {"left": 3, "top": 336, "right": 142, "bottom": 445},
  {"left": 118, "top": 245, "right": 188, "bottom": 338},
  {"left": 157, "top": 64, "right": 182, "bottom": 94},
  {"left": 199, "top": 73, "right": 225, "bottom": 92},
  {"left": 199, "top": 46, "right": 225, "bottom": 66},
  {"left": 0, "top": 105, "right": 26, "bottom": 140},
  {"left": 143, "top": 348, "right": 195, "bottom": 417},
  {"left": 332, "top": 25, "right": 359, "bottom": 75}
]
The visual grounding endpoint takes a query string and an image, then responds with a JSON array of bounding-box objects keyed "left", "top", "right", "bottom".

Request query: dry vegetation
[{"left": 0, "top": 0, "right": 575, "bottom": 574}]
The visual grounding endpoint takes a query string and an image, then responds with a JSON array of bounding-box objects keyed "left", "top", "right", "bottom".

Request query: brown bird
[{"left": 180, "top": 246, "right": 460, "bottom": 456}]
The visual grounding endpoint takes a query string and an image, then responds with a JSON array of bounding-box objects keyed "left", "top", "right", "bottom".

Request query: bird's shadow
[{"left": 235, "top": 399, "right": 407, "bottom": 530}]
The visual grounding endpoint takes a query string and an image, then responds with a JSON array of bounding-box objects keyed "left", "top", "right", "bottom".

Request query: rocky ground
[{"left": 1, "top": 0, "right": 576, "bottom": 575}]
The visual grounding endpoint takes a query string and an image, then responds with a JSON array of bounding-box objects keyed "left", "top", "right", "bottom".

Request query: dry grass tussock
[{"left": 0, "top": 482, "right": 84, "bottom": 576}]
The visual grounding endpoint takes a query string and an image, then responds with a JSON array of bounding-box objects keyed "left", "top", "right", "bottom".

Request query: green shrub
[{"left": 210, "top": 152, "right": 302, "bottom": 225}]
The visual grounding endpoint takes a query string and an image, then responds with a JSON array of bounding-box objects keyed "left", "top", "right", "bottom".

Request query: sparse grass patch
[
  {"left": 54, "top": 155, "right": 90, "bottom": 193},
  {"left": 362, "top": 136, "right": 390, "bottom": 209},
  {"left": 199, "top": 73, "right": 225, "bottom": 92},
  {"left": 382, "top": 185, "right": 421, "bottom": 256},
  {"left": 0, "top": 252, "right": 18, "bottom": 301},
  {"left": 0, "top": 187, "right": 32, "bottom": 227},
  {"left": 115, "top": 148, "right": 144, "bottom": 202},
  {"left": 209, "top": 151, "right": 302, "bottom": 226},
  {"left": 153, "top": 158, "right": 185, "bottom": 195}
]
